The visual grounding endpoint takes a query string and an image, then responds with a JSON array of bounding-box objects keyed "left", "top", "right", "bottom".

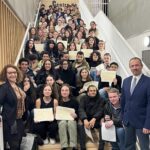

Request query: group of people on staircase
[{"left": 0, "top": 1, "right": 150, "bottom": 150}]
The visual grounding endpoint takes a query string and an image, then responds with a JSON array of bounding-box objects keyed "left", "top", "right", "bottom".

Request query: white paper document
[
  {"left": 81, "top": 49, "right": 93, "bottom": 58},
  {"left": 84, "top": 127, "right": 94, "bottom": 142},
  {"left": 96, "top": 64, "right": 105, "bottom": 72},
  {"left": 0, "top": 115, "right": 4, "bottom": 150},
  {"left": 34, "top": 108, "right": 54, "bottom": 122},
  {"left": 69, "top": 51, "right": 78, "bottom": 60},
  {"left": 55, "top": 106, "right": 75, "bottom": 121},
  {"left": 101, "top": 70, "right": 116, "bottom": 83},
  {"left": 83, "top": 81, "right": 99, "bottom": 91},
  {"left": 57, "top": 40, "right": 68, "bottom": 49},
  {"left": 101, "top": 122, "right": 116, "bottom": 142},
  {"left": 34, "top": 44, "right": 44, "bottom": 52}
]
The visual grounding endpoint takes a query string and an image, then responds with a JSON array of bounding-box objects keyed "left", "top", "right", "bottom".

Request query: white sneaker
[
  {"left": 49, "top": 138, "right": 56, "bottom": 144},
  {"left": 43, "top": 138, "right": 49, "bottom": 145}
]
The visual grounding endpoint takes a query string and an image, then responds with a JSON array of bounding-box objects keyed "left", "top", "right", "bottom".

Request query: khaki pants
[{"left": 58, "top": 120, "right": 77, "bottom": 148}]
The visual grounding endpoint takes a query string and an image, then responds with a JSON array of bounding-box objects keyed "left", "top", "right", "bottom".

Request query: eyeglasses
[
  {"left": 7, "top": 71, "right": 17, "bottom": 74},
  {"left": 63, "top": 63, "right": 68, "bottom": 65},
  {"left": 24, "top": 79, "right": 30, "bottom": 82}
]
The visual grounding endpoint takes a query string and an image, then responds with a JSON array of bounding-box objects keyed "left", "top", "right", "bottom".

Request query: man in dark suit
[{"left": 121, "top": 57, "right": 150, "bottom": 150}]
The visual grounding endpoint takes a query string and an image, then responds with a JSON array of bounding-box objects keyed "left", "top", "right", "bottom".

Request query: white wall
[
  {"left": 109, "top": 0, "right": 150, "bottom": 39},
  {"left": 6, "top": 0, "right": 40, "bottom": 26},
  {"left": 127, "top": 31, "right": 150, "bottom": 58}
]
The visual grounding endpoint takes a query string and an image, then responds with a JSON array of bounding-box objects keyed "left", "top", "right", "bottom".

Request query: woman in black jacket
[
  {"left": 35, "top": 59, "right": 58, "bottom": 85},
  {"left": 56, "top": 60, "right": 75, "bottom": 87},
  {"left": 0, "top": 64, "right": 26, "bottom": 150},
  {"left": 24, "top": 39, "right": 39, "bottom": 60}
]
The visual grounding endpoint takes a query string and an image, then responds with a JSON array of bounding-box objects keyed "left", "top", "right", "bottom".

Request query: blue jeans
[
  {"left": 125, "top": 124, "right": 150, "bottom": 150},
  {"left": 110, "top": 127, "right": 125, "bottom": 150},
  {"left": 99, "top": 89, "right": 108, "bottom": 101},
  {"left": 90, "top": 70, "right": 99, "bottom": 81}
]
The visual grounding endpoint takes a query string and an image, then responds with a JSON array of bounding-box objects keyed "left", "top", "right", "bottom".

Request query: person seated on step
[
  {"left": 101, "top": 88, "right": 125, "bottom": 150},
  {"left": 78, "top": 85, "right": 105, "bottom": 150},
  {"left": 33, "top": 84, "right": 58, "bottom": 145},
  {"left": 58, "top": 84, "right": 79, "bottom": 150}
]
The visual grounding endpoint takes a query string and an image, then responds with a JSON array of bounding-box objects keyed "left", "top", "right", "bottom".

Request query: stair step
[{"left": 39, "top": 141, "right": 111, "bottom": 150}]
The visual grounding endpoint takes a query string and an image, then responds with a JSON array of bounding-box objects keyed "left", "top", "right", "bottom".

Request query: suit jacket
[
  {"left": 0, "top": 81, "right": 18, "bottom": 126},
  {"left": 121, "top": 74, "right": 150, "bottom": 129}
]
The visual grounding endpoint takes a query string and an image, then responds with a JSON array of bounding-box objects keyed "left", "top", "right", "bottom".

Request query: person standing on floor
[
  {"left": 0, "top": 64, "right": 26, "bottom": 150},
  {"left": 121, "top": 57, "right": 150, "bottom": 150}
]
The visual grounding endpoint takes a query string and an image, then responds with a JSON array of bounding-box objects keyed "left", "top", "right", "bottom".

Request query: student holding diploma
[
  {"left": 101, "top": 88, "right": 125, "bottom": 150},
  {"left": 33, "top": 84, "right": 58, "bottom": 145},
  {"left": 58, "top": 84, "right": 79, "bottom": 150},
  {"left": 99, "top": 62, "right": 122, "bottom": 101},
  {"left": 78, "top": 85, "right": 105, "bottom": 150}
]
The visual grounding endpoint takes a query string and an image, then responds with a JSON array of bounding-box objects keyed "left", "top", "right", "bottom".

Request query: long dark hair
[
  {"left": 59, "top": 84, "right": 72, "bottom": 104},
  {"left": 24, "top": 39, "right": 37, "bottom": 56},
  {"left": 21, "top": 75, "right": 36, "bottom": 102},
  {"left": 41, "top": 84, "right": 54, "bottom": 99}
]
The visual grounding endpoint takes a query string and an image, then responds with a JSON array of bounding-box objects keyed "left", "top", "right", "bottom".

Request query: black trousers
[
  {"left": 78, "top": 121, "right": 105, "bottom": 150},
  {"left": 33, "top": 120, "right": 58, "bottom": 139},
  {"left": 3, "top": 119, "right": 24, "bottom": 150}
]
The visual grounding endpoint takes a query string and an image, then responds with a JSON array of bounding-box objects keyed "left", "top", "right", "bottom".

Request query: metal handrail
[
  {"left": 34, "top": 1, "right": 41, "bottom": 27},
  {"left": 14, "top": 1, "right": 41, "bottom": 66}
]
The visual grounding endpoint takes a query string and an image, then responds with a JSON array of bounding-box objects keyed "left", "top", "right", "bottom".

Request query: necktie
[{"left": 130, "top": 77, "right": 137, "bottom": 94}]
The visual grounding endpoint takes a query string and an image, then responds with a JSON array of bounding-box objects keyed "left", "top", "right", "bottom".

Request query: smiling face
[
  {"left": 62, "top": 61, "right": 69, "bottom": 70},
  {"left": 28, "top": 40, "right": 34, "bottom": 49},
  {"left": 98, "top": 41, "right": 105, "bottom": 50},
  {"left": 80, "top": 69, "right": 89, "bottom": 79},
  {"left": 129, "top": 58, "right": 143, "bottom": 76},
  {"left": 103, "top": 55, "right": 111, "bottom": 65},
  {"left": 44, "top": 60, "right": 51, "bottom": 71},
  {"left": 19, "top": 61, "right": 29, "bottom": 72},
  {"left": 87, "top": 86, "right": 97, "bottom": 97},
  {"left": 6, "top": 67, "right": 17, "bottom": 83},
  {"left": 76, "top": 54, "right": 84, "bottom": 63},
  {"left": 43, "top": 85, "right": 52, "bottom": 97},
  {"left": 92, "top": 53, "right": 98, "bottom": 61},
  {"left": 46, "top": 76, "right": 54, "bottom": 86},
  {"left": 108, "top": 92, "right": 120, "bottom": 106},
  {"left": 89, "top": 37, "right": 94, "bottom": 45},
  {"left": 69, "top": 43, "right": 76, "bottom": 51},
  {"left": 61, "top": 85, "right": 70, "bottom": 99}
]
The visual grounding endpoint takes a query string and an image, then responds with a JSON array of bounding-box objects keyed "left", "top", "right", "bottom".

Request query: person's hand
[
  {"left": 105, "top": 120, "right": 114, "bottom": 128},
  {"left": 56, "top": 79, "right": 64, "bottom": 85},
  {"left": 104, "top": 87, "right": 110, "bottom": 92},
  {"left": 143, "top": 128, "right": 150, "bottom": 134},
  {"left": 84, "top": 119, "right": 90, "bottom": 129},
  {"left": 24, "top": 82, "right": 30, "bottom": 92},
  {"left": 105, "top": 115, "right": 111, "bottom": 121},
  {"left": 79, "top": 88, "right": 85, "bottom": 94},
  {"left": 113, "top": 78, "right": 117, "bottom": 85},
  {"left": 70, "top": 112, "right": 77, "bottom": 119},
  {"left": 96, "top": 70, "right": 100, "bottom": 76},
  {"left": 100, "top": 118, "right": 105, "bottom": 125},
  {"left": 89, "top": 118, "right": 96, "bottom": 128}
]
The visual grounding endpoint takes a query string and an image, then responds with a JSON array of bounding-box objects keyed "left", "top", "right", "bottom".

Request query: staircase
[
  {"left": 39, "top": 130, "right": 111, "bottom": 150},
  {"left": 39, "top": 141, "right": 111, "bottom": 150}
]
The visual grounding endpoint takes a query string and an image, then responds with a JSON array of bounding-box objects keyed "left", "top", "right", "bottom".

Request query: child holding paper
[
  {"left": 101, "top": 88, "right": 125, "bottom": 150},
  {"left": 58, "top": 84, "right": 79, "bottom": 150},
  {"left": 33, "top": 84, "right": 58, "bottom": 145},
  {"left": 98, "top": 62, "right": 122, "bottom": 101}
]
